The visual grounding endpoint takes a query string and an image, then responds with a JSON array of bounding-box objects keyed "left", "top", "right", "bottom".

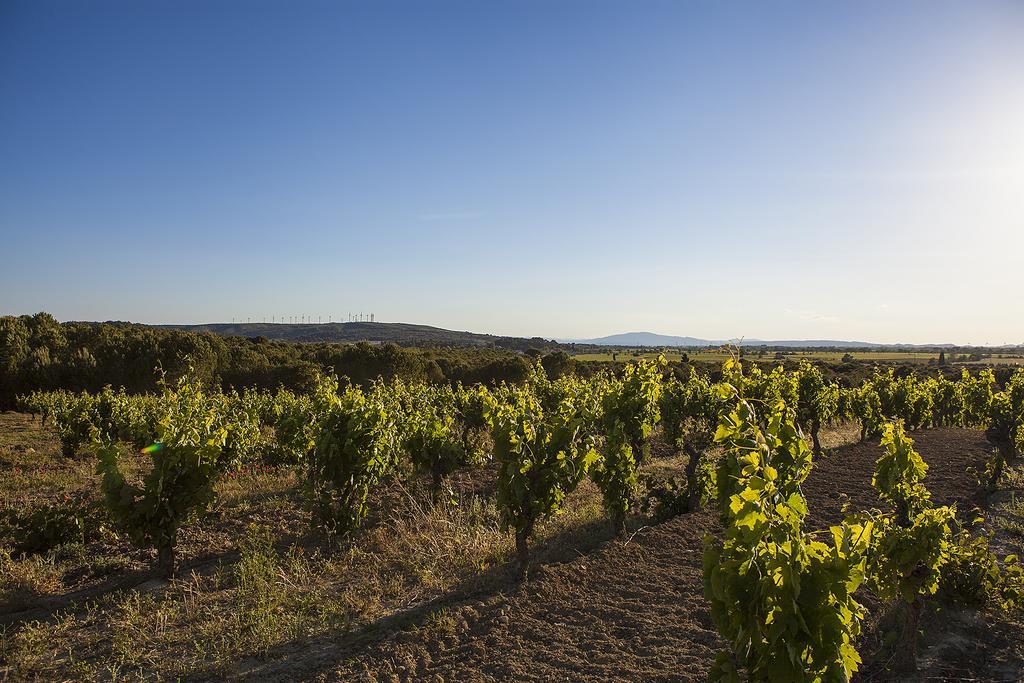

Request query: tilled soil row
[{"left": 235, "top": 428, "right": 993, "bottom": 682}]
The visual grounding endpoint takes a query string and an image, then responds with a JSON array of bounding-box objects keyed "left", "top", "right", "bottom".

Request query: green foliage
[
  {"left": 711, "top": 395, "right": 814, "bottom": 518},
  {"left": 51, "top": 391, "right": 100, "bottom": 458},
  {"left": 0, "top": 495, "right": 106, "bottom": 555},
  {"left": 269, "top": 389, "right": 318, "bottom": 464},
  {"left": 872, "top": 421, "right": 931, "bottom": 520},
  {"left": 999, "top": 553, "right": 1024, "bottom": 609},
  {"left": 591, "top": 437, "right": 636, "bottom": 529},
  {"left": 93, "top": 374, "right": 231, "bottom": 574},
  {"left": 930, "top": 372, "right": 965, "bottom": 427},
  {"left": 867, "top": 420, "right": 957, "bottom": 612},
  {"left": 705, "top": 394, "right": 872, "bottom": 682},
  {"left": 105, "top": 388, "right": 162, "bottom": 449},
  {"left": 399, "top": 383, "right": 468, "bottom": 493},
  {"left": 18, "top": 389, "right": 64, "bottom": 426},
  {"left": 16, "top": 344, "right": 1024, "bottom": 634},
  {"left": 870, "top": 369, "right": 934, "bottom": 431},
  {"left": 937, "top": 524, "right": 1020, "bottom": 608},
  {"left": 638, "top": 474, "right": 690, "bottom": 521},
  {"left": 1010, "top": 369, "right": 1024, "bottom": 455},
  {"left": 863, "top": 415, "right": 1024, "bottom": 670},
  {"left": 484, "top": 375, "right": 598, "bottom": 573},
  {"left": 849, "top": 383, "right": 883, "bottom": 440},
  {"left": 660, "top": 368, "right": 728, "bottom": 513},
  {"left": 592, "top": 358, "right": 664, "bottom": 529},
  {"left": 306, "top": 375, "right": 398, "bottom": 538},
  {"left": 0, "top": 312, "right": 547, "bottom": 409},
  {"left": 733, "top": 362, "right": 799, "bottom": 410},
  {"left": 984, "top": 374, "right": 1024, "bottom": 490},
  {"left": 961, "top": 368, "right": 995, "bottom": 428},
  {"left": 660, "top": 368, "right": 722, "bottom": 450},
  {"left": 639, "top": 464, "right": 715, "bottom": 522},
  {"left": 452, "top": 382, "right": 491, "bottom": 464},
  {"left": 794, "top": 360, "right": 841, "bottom": 454},
  {"left": 217, "top": 389, "right": 265, "bottom": 468},
  {"left": 869, "top": 506, "right": 954, "bottom": 603},
  {"left": 659, "top": 375, "right": 689, "bottom": 450}
]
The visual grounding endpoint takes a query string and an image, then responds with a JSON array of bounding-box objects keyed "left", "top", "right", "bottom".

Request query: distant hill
[
  {"left": 568, "top": 332, "right": 710, "bottom": 347},
  {"left": 155, "top": 322, "right": 971, "bottom": 351},
  {"left": 158, "top": 321, "right": 558, "bottom": 351},
  {"left": 571, "top": 331, "right": 955, "bottom": 349}
]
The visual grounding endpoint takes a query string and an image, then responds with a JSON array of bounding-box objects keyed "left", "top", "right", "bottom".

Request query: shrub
[
  {"left": 592, "top": 358, "right": 663, "bottom": 532},
  {"left": 705, "top": 393, "right": 872, "bottom": 681},
  {"left": 485, "top": 378, "right": 598, "bottom": 578},
  {"left": 0, "top": 495, "right": 106, "bottom": 555},
  {"left": 306, "top": 375, "right": 398, "bottom": 538},
  {"left": 94, "top": 374, "right": 231, "bottom": 577}
]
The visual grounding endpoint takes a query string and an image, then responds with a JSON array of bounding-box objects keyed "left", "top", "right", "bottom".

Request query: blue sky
[{"left": 1, "top": 1, "right": 1022, "bottom": 344}]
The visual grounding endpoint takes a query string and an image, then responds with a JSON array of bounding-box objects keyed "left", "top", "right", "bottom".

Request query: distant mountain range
[
  {"left": 566, "top": 331, "right": 960, "bottom": 349},
  {"left": 152, "top": 322, "right": 1003, "bottom": 350}
]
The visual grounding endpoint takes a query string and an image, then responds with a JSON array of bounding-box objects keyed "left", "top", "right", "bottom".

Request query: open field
[
  {"left": 572, "top": 349, "right": 1024, "bottom": 365},
  {"left": 3, "top": 410, "right": 1024, "bottom": 680}
]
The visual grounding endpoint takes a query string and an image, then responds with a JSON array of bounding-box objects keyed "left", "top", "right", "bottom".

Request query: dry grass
[
  {"left": 0, "top": 412, "right": 95, "bottom": 506},
  {"left": 0, "top": 493, "right": 513, "bottom": 679},
  {"left": 818, "top": 420, "right": 862, "bottom": 451},
  {"left": 0, "top": 548, "right": 64, "bottom": 611}
]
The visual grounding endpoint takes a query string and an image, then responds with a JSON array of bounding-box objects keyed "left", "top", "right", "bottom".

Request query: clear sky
[{"left": 1, "top": 1, "right": 1022, "bottom": 345}]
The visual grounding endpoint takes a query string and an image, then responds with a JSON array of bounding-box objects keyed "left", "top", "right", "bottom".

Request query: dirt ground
[{"left": 230, "top": 428, "right": 1022, "bottom": 682}]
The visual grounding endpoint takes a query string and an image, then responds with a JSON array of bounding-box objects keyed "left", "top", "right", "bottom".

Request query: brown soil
[{"left": 231, "top": 428, "right": 1014, "bottom": 682}]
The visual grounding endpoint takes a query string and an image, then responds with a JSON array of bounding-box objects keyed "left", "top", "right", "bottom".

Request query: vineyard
[{"left": 2, "top": 359, "right": 1024, "bottom": 680}]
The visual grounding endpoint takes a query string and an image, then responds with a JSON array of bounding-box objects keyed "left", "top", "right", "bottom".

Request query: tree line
[{"left": 0, "top": 312, "right": 568, "bottom": 409}]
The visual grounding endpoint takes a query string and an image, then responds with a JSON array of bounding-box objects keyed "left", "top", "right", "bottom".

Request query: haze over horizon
[
  {"left": 2, "top": 1, "right": 1022, "bottom": 346},
  {"left": 48, "top": 317, "right": 1022, "bottom": 349}
]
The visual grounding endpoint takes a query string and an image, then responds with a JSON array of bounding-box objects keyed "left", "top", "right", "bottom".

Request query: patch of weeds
[
  {"left": 190, "top": 525, "right": 347, "bottom": 670},
  {"left": 0, "top": 494, "right": 107, "bottom": 555},
  {"left": 991, "top": 491, "right": 1024, "bottom": 539},
  {"left": 0, "top": 612, "right": 78, "bottom": 680},
  {"left": 108, "top": 590, "right": 162, "bottom": 669},
  {"left": 369, "top": 494, "right": 509, "bottom": 593},
  {"left": 234, "top": 525, "right": 287, "bottom": 650},
  {"left": 0, "top": 546, "right": 63, "bottom": 609},
  {"left": 424, "top": 606, "right": 457, "bottom": 637},
  {"left": 0, "top": 621, "right": 51, "bottom": 679}
]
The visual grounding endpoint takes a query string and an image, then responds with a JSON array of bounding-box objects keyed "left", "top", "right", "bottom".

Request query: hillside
[
  {"left": 158, "top": 321, "right": 558, "bottom": 351},
  {"left": 568, "top": 332, "right": 710, "bottom": 347}
]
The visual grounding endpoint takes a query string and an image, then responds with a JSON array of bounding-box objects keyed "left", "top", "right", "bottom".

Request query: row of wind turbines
[{"left": 230, "top": 313, "right": 376, "bottom": 324}]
